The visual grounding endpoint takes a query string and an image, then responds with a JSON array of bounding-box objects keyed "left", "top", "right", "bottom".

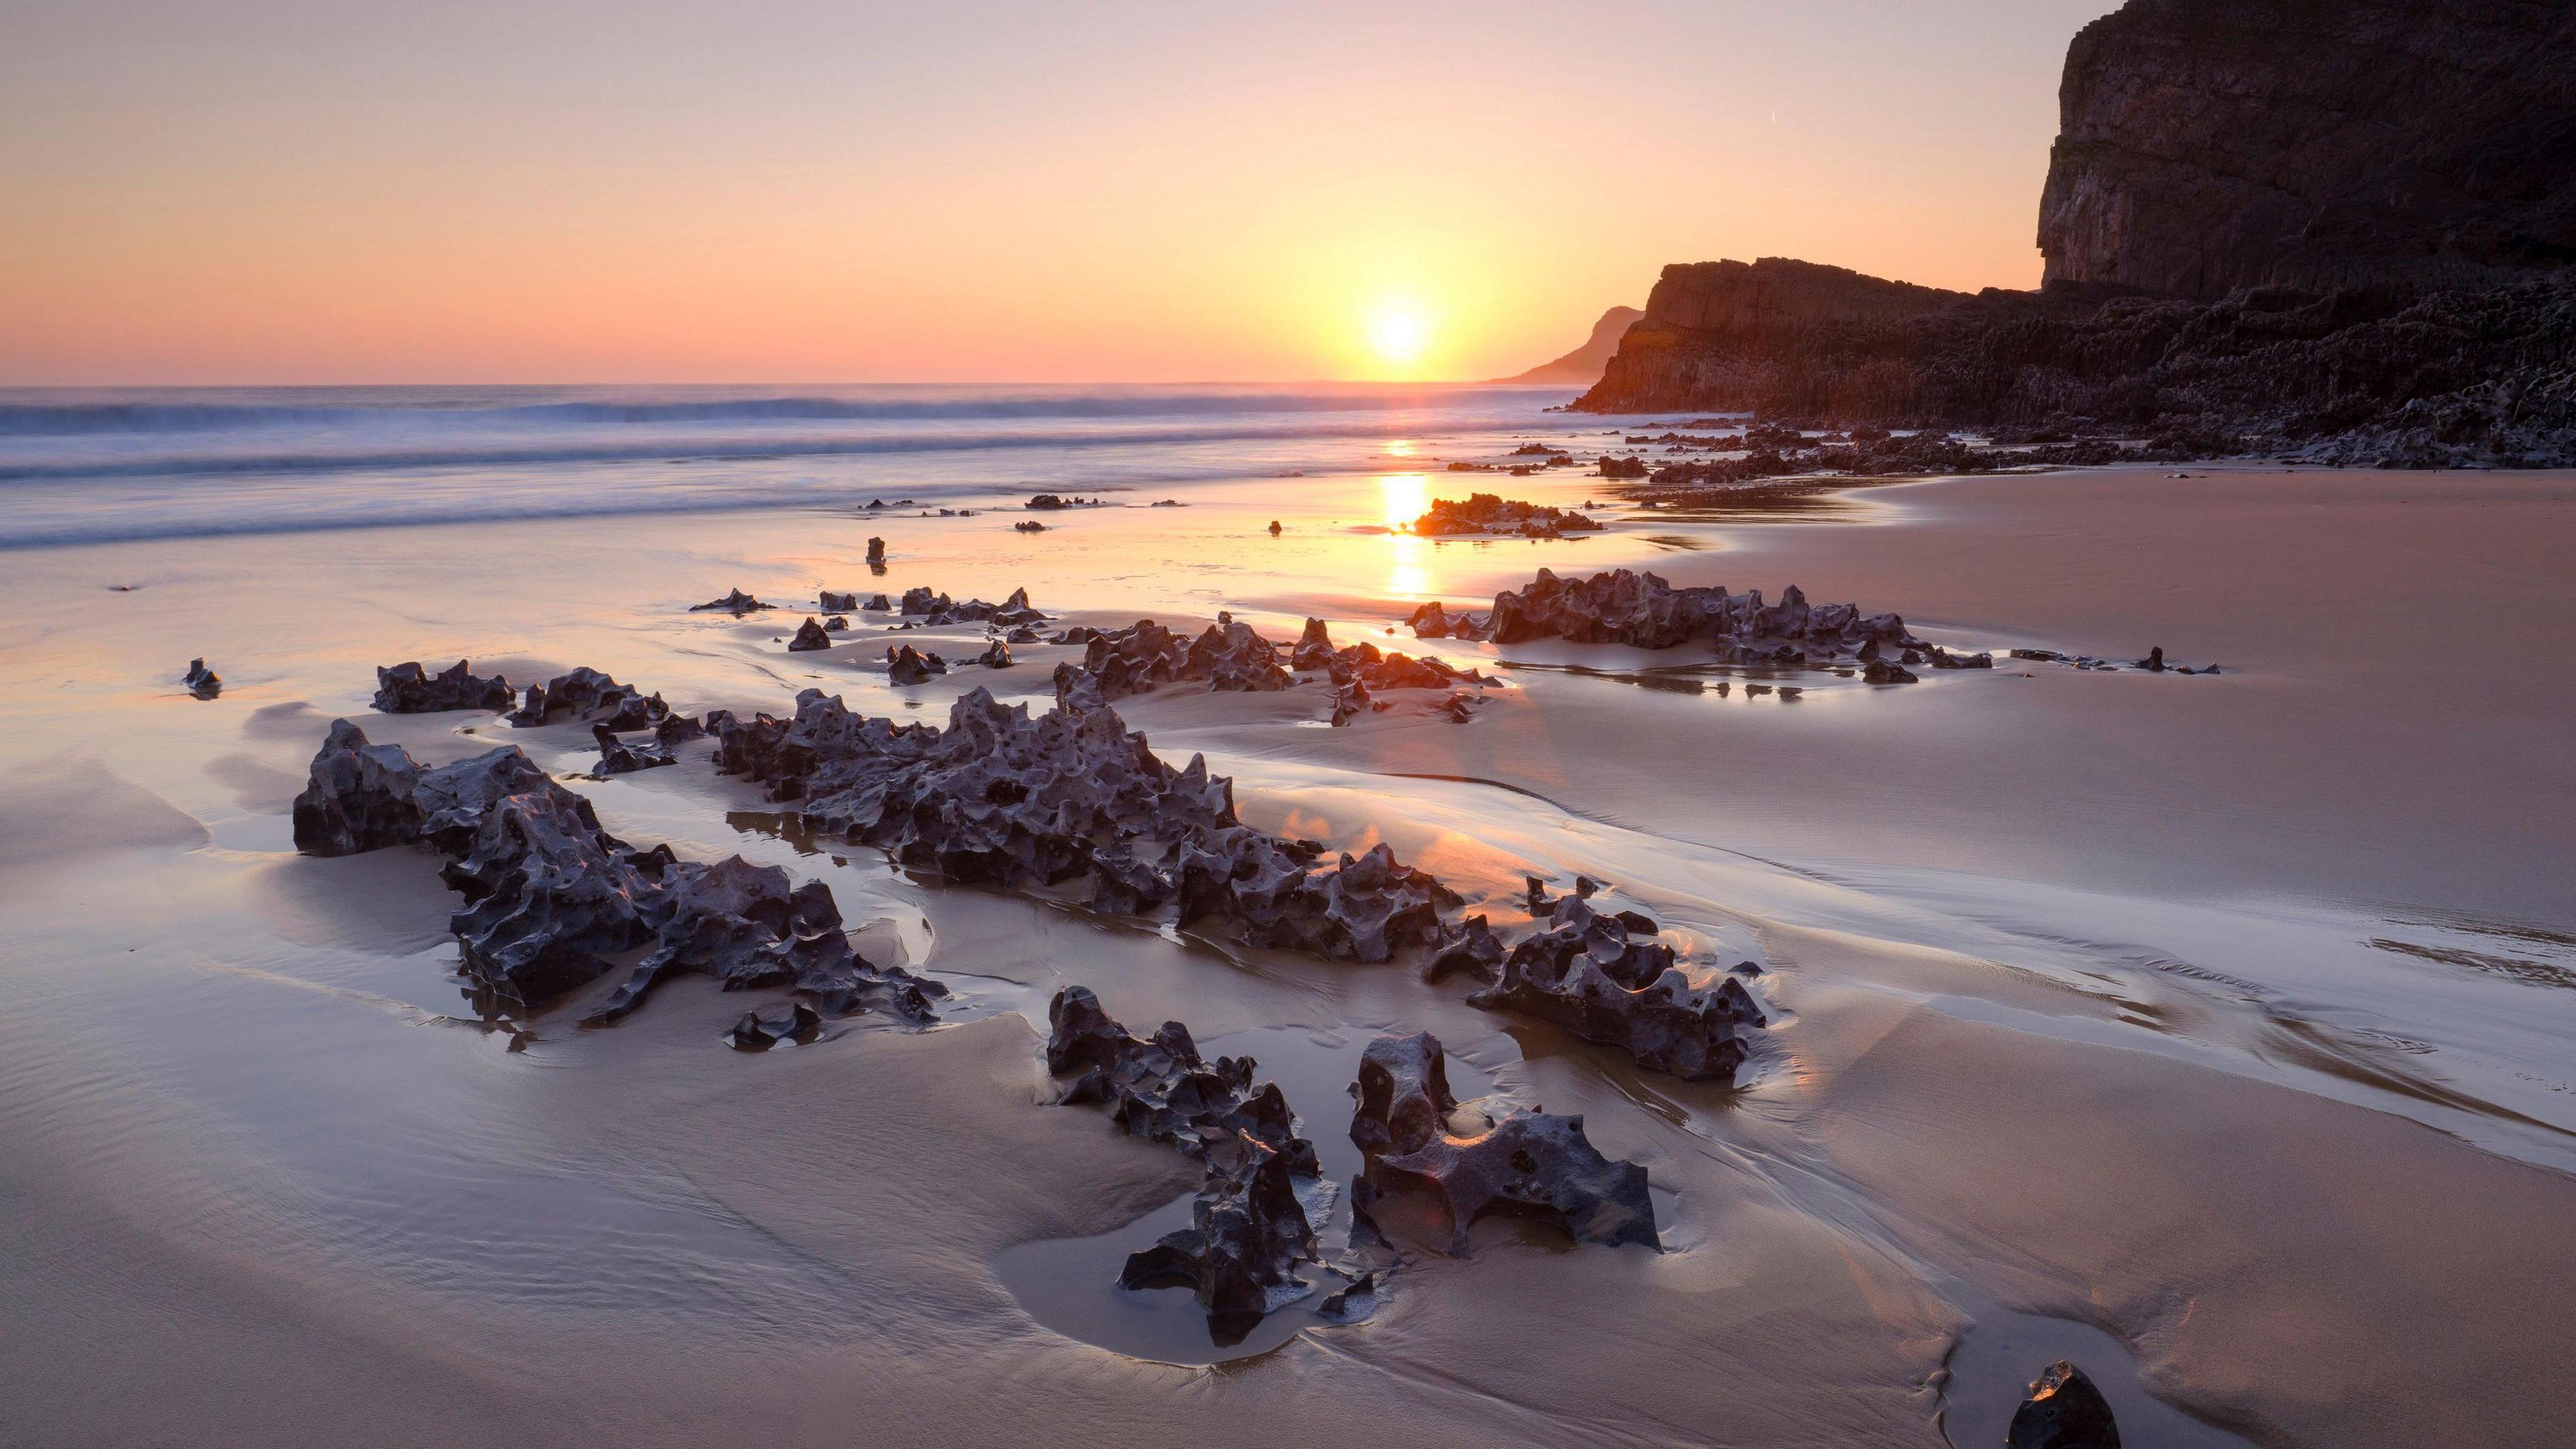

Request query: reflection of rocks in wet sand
[
  {"left": 290, "top": 718, "right": 942, "bottom": 1028},
  {"left": 2008, "top": 1360, "right": 2122, "bottom": 1449},
  {"left": 1346, "top": 1029, "right": 1657, "bottom": 1258},
  {"left": 372, "top": 659, "right": 513, "bottom": 713},
  {"left": 1411, "top": 492, "right": 1604, "bottom": 539},
  {"left": 1046, "top": 985, "right": 1328, "bottom": 1340},
  {"left": 183, "top": 658, "right": 223, "bottom": 699}
]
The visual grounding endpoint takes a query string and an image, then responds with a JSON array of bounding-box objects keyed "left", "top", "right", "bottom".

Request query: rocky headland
[{"left": 1575, "top": 0, "right": 2576, "bottom": 469}]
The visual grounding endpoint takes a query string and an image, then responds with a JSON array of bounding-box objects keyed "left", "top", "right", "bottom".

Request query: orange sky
[{"left": 0, "top": 1, "right": 2111, "bottom": 385}]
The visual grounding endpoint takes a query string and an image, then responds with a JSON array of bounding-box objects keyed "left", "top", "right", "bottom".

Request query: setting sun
[{"left": 1373, "top": 307, "right": 1426, "bottom": 362}]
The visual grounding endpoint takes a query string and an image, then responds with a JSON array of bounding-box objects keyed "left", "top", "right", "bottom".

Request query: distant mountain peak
[{"left": 1494, "top": 306, "right": 1644, "bottom": 385}]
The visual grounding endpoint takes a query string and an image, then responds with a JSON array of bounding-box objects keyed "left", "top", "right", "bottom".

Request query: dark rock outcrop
[
  {"left": 290, "top": 717, "right": 940, "bottom": 1027},
  {"left": 592, "top": 722, "right": 676, "bottom": 775},
  {"left": 2041, "top": 0, "right": 2576, "bottom": 300},
  {"left": 1348, "top": 1030, "right": 1458, "bottom": 1160},
  {"left": 2008, "top": 1360, "right": 2124, "bottom": 1449},
  {"left": 1411, "top": 568, "right": 1925, "bottom": 672},
  {"left": 787, "top": 618, "right": 833, "bottom": 653},
  {"left": 895, "top": 586, "right": 1046, "bottom": 628},
  {"left": 691, "top": 588, "right": 771, "bottom": 614},
  {"left": 885, "top": 644, "right": 947, "bottom": 686},
  {"left": 1470, "top": 894, "right": 1765, "bottom": 1083},
  {"left": 819, "top": 590, "right": 859, "bottom": 612},
  {"left": 1046, "top": 986, "right": 1324, "bottom": 1337},
  {"left": 1047, "top": 616, "right": 1293, "bottom": 706},
  {"left": 729, "top": 1000, "right": 822, "bottom": 1050},
  {"left": 1412, "top": 493, "right": 1604, "bottom": 539},
  {"left": 182, "top": 658, "right": 223, "bottom": 699},
  {"left": 1570, "top": 3, "right": 2576, "bottom": 469},
  {"left": 1373, "top": 1108, "right": 1658, "bottom": 1257},
  {"left": 508, "top": 668, "right": 667, "bottom": 730},
  {"left": 373, "top": 660, "right": 513, "bottom": 714}
]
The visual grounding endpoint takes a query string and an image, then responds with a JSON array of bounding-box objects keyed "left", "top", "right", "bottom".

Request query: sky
[{"left": 0, "top": 1, "right": 2118, "bottom": 386}]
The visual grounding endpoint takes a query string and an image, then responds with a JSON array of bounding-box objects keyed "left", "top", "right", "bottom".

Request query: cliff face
[
  {"left": 1495, "top": 306, "right": 1644, "bottom": 385},
  {"left": 2040, "top": 0, "right": 2576, "bottom": 299},
  {"left": 1582, "top": 259, "right": 1975, "bottom": 413}
]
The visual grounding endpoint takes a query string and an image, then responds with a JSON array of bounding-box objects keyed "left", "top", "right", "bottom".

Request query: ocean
[{"left": 0, "top": 383, "right": 1591, "bottom": 549}]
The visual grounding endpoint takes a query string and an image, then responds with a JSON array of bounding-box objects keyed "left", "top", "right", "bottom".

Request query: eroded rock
[
  {"left": 2008, "top": 1360, "right": 2122, "bottom": 1449},
  {"left": 819, "top": 590, "right": 859, "bottom": 612},
  {"left": 885, "top": 644, "right": 947, "bottom": 685},
  {"left": 691, "top": 588, "right": 772, "bottom": 614},
  {"left": 182, "top": 659, "right": 223, "bottom": 699},
  {"left": 290, "top": 710, "right": 939, "bottom": 1029},
  {"left": 1046, "top": 985, "right": 1324, "bottom": 1338},
  {"left": 1348, "top": 1030, "right": 1458, "bottom": 1159},
  {"left": 1411, "top": 492, "right": 1604, "bottom": 539},
  {"left": 788, "top": 617, "right": 833, "bottom": 653},
  {"left": 373, "top": 659, "right": 513, "bottom": 714},
  {"left": 1373, "top": 1108, "right": 1657, "bottom": 1257},
  {"left": 1469, "top": 895, "right": 1764, "bottom": 1082}
]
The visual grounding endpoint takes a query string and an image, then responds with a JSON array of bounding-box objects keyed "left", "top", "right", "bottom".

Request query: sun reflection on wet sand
[{"left": 1379, "top": 472, "right": 1429, "bottom": 530}]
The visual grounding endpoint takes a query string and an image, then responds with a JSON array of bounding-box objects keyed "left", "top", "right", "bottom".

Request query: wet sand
[{"left": 2, "top": 462, "right": 2571, "bottom": 1446}]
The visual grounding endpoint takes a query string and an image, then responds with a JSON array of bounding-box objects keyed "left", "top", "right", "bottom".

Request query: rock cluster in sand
[
  {"left": 290, "top": 718, "right": 941, "bottom": 1026},
  {"left": 1410, "top": 567, "right": 1927, "bottom": 669},
  {"left": 1346, "top": 1030, "right": 1658, "bottom": 1256},
  {"left": 1046, "top": 985, "right": 1331, "bottom": 1336},
  {"left": 1411, "top": 492, "right": 1604, "bottom": 539},
  {"left": 373, "top": 659, "right": 513, "bottom": 713}
]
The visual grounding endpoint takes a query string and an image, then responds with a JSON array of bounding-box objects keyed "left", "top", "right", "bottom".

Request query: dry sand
[{"left": 1, "top": 463, "right": 2570, "bottom": 1446}]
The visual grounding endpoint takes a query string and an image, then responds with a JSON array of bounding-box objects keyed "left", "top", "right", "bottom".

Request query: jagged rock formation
[
  {"left": 1047, "top": 616, "right": 1294, "bottom": 708},
  {"left": 508, "top": 668, "right": 672, "bottom": 731},
  {"left": 975, "top": 641, "right": 1013, "bottom": 668},
  {"left": 182, "top": 659, "right": 222, "bottom": 699},
  {"left": 1411, "top": 493, "right": 1603, "bottom": 539},
  {"left": 1409, "top": 568, "right": 1925, "bottom": 672},
  {"left": 1045, "top": 986, "right": 1325, "bottom": 1337},
  {"left": 787, "top": 618, "right": 833, "bottom": 653},
  {"left": 1046, "top": 986, "right": 1322, "bottom": 1173},
  {"left": 289, "top": 718, "right": 940, "bottom": 1026},
  {"left": 690, "top": 588, "right": 772, "bottom": 614},
  {"left": 1494, "top": 305, "right": 1647, "bottom": 386},
  {"left": 592, "top": 722, "right": 676, "bottom": 774},
  {"left": 2008, "top": 1360, "right": 2124, "bottom": 1448},
  {"left": 1468, "top": 892, "right": 1766, "bottom": 1082},
  {"left": 729, "top": 1000, "right": 822, "bottom": 1050},
  {"left": 1347, "top": 1030, "right": 1458, "bottom": 1160},
  {"left": 1372, "top": 1104, "right": 1659, "bottom": 1257},
  {"left": 2041, "top": 0, "right": 2576, "bottom": 300},
  {"left": 1293, "top": 619, "right": 1488, "bottom": 702},
  {"left": 895, "top": 586, "right": 1046, "bottom": 628},
  {"left": 706, "top": 687, "right": 1457, "bottom": 963},
  {"left": 885, "top": 644, "right": 947, "bottom": 685},
  {"left": 373, "top": 660, "right": 513, "bottom": 714}
]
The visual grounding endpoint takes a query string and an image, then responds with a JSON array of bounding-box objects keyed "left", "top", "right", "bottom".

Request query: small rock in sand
[
  {"left": 2007, "top": 1360, "right": 2122, "bottom": 1449},
  {"left": 182, "top": 658, "right": 223, "bottom": 700}
]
